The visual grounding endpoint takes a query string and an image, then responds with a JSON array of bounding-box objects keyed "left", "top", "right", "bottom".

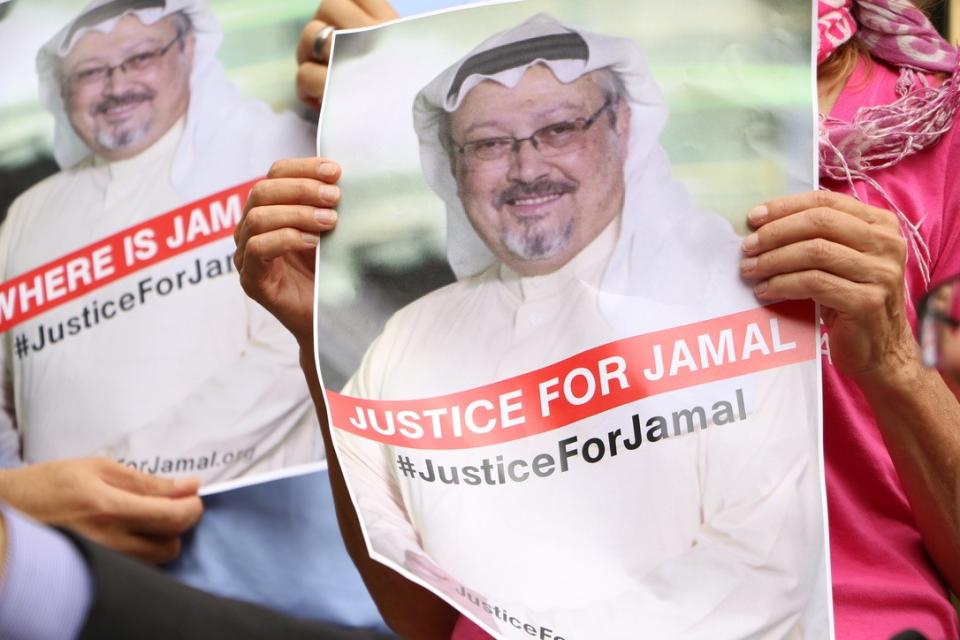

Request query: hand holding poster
[{"left": 315, "top": 1, "right": 829, "bottom": 638}]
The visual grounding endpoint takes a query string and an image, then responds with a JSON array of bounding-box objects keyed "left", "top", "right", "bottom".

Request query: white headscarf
[
  {"left": 35, "top": 0, "right": 313, "bottom": 199},
  {"left": 411, "top": 13, "right": 743, "bottom": 316}
]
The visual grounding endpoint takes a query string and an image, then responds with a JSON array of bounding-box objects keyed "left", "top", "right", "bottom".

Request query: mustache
[
  {"left": 91, "top": 90, "right": 155, "bottom": 116},
  {"left": 496, "top": 179, "right": 577, "bottom": 207}
]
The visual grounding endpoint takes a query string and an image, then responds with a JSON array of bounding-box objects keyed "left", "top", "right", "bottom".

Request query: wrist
[
  {"left": 0, "top": 468, "right": 25, "bottom": 506},
  {"left": 854, "top": 349, "right": 927, "bottom": 399},
  {"left": 298, "top": 345, "right": 319, "bottom": 381},
  {"left": 849, "top": 321, "right": 921, "bottom": 391}
]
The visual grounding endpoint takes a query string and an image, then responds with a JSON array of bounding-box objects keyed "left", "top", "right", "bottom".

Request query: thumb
[{"left": 105, "top": 463, "right": 200, "bottom": 498}]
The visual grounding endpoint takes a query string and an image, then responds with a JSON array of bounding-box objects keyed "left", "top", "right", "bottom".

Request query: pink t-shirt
[
  {"left": 453, "top": 57, "right": 960, "bottom": 640},
  {"left": 823, "top": 58, "right": 960, "bottom": 639}
]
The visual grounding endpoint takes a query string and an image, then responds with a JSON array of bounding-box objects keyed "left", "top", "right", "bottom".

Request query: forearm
[
  {"left": 0, "top": 467, "right": 40, "bottom": 517},
  {"left": 857, "top": 358, "right": 960, "bottom": 592},
  {"left": 0, "top": 505, "right": 92, "bottom": 640},
  {"left": 298, "top": 347, "right": 458, "bottom": 639}
]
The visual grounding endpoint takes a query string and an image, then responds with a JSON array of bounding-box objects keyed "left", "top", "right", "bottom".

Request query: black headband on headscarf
[
  {"left": 447, "top": 32, "right": 589, "bottom": 100},
  {"left": 65, "top": 0, "right": 166, "bottom": 45}
]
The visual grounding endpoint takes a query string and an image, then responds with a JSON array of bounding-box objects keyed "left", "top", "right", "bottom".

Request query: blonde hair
[{"left": 817, "top": 1, "right": 944, "bottom": 85}]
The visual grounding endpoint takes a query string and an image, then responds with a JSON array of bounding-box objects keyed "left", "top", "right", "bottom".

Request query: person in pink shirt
[
  {"left": 239, "top": 0, "right": 960, "bottom": 637},
  {"left": 781, "top": 2, "right": 960, "bottom": 638}
]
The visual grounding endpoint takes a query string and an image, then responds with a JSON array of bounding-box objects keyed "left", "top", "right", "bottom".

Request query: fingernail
[
  {"left": 302, "top": 232, "right": 321, "bottom": 246},
  {"left": 748, "top": 205, "right": 768, "bottom": 224},
  {"left": 740, "top": 257, "right": 758, "bottom": 273},
  {"left": 319, "top": 185, "right": 340, "bottom": 202},
  {"left": 318, "top": 162, "right": 337, "bottom": 178},
  {"left": 315, "top": 208, "right": 337, "bottom": 223},
  {"left": 754, "top": 281, "right": 768, "bottom": 295},
  {"left": 741, "top": 233, "right": 759, "bottom": 253}
]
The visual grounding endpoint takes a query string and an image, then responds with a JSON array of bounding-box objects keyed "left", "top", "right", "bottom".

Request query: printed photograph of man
[
  {"left": 317, "top": 8, "right": 827, "bottom": 639},
  {"left": 0, "top": 0, "right": 386, "bottom": 630},
  {"left": 1, "top": 0, "right": 324, "bottom": 485}
]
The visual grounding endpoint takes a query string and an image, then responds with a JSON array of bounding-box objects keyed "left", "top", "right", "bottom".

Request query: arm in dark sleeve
[{"left": 60, "top": 529, "right": 394, "bottom": 640}]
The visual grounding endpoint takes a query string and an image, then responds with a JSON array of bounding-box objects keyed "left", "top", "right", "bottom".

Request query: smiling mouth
[
  {"left": 93, "top": 92, "right": 154, "bottom": 123},
  {"left": 508, "top": 193, "right": 565, "bottom": 207},
  {"left": 101, "top": 102, "right": 143, "bottom": 122},
  {"left": 498, "top": 179, "right": 577, "bottom": 213}
]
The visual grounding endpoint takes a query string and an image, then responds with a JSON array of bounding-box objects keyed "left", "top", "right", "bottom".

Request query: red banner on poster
[
  {"left": 0, "top": 180, "right": 258, "bottom": 333},
  {"left": 328, "top": 300, "right": 815, "bottom": 450}
]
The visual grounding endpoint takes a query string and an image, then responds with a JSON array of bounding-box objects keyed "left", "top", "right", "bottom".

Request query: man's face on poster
[
  {"left": 60, "top": 13, "right": 194, "bottom": 161},
  {"left": 449, "top": 65, "right": 630, "bottom": 277}
]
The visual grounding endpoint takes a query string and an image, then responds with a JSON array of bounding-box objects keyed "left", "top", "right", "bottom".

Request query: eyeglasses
[
  {"left": 918, "top": 275, "right": 960, "bottom": 369},
  {"left": 64, "top": 32, "right": 184, "bottom": 89},
  {"left": 453, "top": 96, "right": 615, "bottom": 170}
]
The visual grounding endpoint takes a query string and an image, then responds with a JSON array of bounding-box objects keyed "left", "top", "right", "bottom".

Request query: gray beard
[
  {"left": 95, "top": 120, "right": 152, "bottom": 152},
  {"left": 502, "top": 218, "right": 574, "bottom": 261}
]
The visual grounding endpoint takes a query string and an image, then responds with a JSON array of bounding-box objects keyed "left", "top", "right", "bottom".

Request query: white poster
[
  {"left": 0, "top": 0, "right": 325, "bottom": 494},
  {"left": 316, "top": 1, "right": 829, "bottom": 638}
]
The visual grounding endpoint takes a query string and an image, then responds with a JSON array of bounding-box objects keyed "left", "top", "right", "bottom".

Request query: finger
[
  {"left": 236, "top": 205, "right": 337, "bottom": 254},
  {"left": 102, "top": 460, "right": 199, "bottom": 498},
  {"left": 753, "top": 269, "right": 887, "bottom": 315},
  {"left": 740, "top": 239, "right": 899, "bottom": 286},
  {"left": 316, "top": 0, "right": 380, "bottom": 29},
  {"left": 296, "top": 62, "right": 329, "bottom": 109},
  {"left": 297, "top": 20, "right": 332, "bottom": 64},
  {"left": 107, "top": 530, "right": 184, "bottom": 565},
  {"left": 100, "top": 488, "right": 204, "bottom": 536},
  {"left": 742, "top": 208, "right": 881, "bottom": 256},
  {"left": 750, "top": 190, "right": 897, "bottom": 228},
  {"left": 240, "top": 227, "right": 322, "bottom": 278},
  {"left": 245, "top": 175, "right": 341, "bottom": 213},
  {"left": 263, "top": 158, "right": 340, "bottom": 183},
  {"left": 352, "top": 0, "right": 400, "bottom": 20}
]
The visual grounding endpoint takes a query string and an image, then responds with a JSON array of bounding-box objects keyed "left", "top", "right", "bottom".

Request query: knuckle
[
  {"left": 266, "top": 160, "right": 285, "bottom": 179},
  {"left": 809, "top": 208, "right": 835, "bottom": 233},
  {"left": 809, "top": 270, "right": 834, "bottom": 292},
  {"left": 876, "top": 207, "right": 898, "bottom": 227},
  {"left": 88, "top": 493, "right": 118, "bottom": 518},
  {"left": 248, "top": 181, "right": 269, "bottom": 205},
  {"left": 246, "top": 235, "right": 265, "bottom": 257},
  {"left": 283, "top": 227, "right": 302, "bottom": 245},
  {"left": 165, "top": 511, "right": 190, "bottom": 533},
  {"left": 808, "top": 238, "right": 831, "bottom": 261},
  {"left": 756, "top": 225, "right": 776, "bottom": 247},
  {"left": 887, "top": 232, "right": 907, "bottom": 261},
  {"left": 296, "top": 180, "right": 318, "bottom": 203},
  {"left": 879, "top": 263, "right": 902, "bottom": 288},
  {"left": 813, "top": 190, "right": 836, "bottom": 209},
  {"left": 863, "top": 288, "right": 886, "bottom": 312},
  {"left": 244, "top": 207, "right": 266, "bottom": 232}
]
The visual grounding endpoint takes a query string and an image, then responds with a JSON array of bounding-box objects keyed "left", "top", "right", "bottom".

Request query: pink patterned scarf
[{"left": 818, "top": 0, "right": 960, "bottom": 287}]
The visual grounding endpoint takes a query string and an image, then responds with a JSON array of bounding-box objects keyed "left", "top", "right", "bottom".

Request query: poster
[
  {"left": 0, "top": 0, "right": 326, "bottom": 494},
  {"left": 316, "top": 1, "right": 831, "bottom": 638}
]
